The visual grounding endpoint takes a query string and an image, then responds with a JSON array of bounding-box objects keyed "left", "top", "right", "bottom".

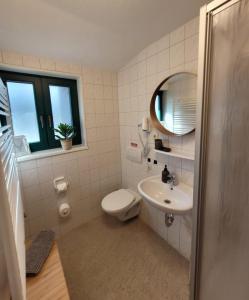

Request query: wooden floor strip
[{"left": 26, "top": 242, "right": 70, "bottom": 300}]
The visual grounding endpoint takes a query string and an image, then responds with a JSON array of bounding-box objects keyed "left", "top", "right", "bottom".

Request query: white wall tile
[
  {"left": 2, "top": 50, "right": 23, "bottom": 66},
  {"left": 145, "top": 42, "right": 158, "bottom": 58},
  {"left": 22, "top": 55, "right": 40, "bottom": 68},
  {"left": 146, "top": 55, "right": 157, "bottom": 75},
  {"left": 102, "top": 70, "right": 113, "bottom": 85},
  {"left": 93, "top": 70, "right": 103, "bottom": 85},
  {"left": 21, "top": 168, "right": 39, "bottom": 188},
  {"left": 112, "top": 72, "right": 118, "bottom": 86},
  {"left": 94, "top": 85, "right": 104, "bottom": 99},
  {"left": 19, "top": 160, "right": 37, "bottom": 171},
  {"left": 185, "top": 60, "right": 198, "bottom": 73},
  {"left": 156, "top": 49, "right": 170, "bottom": 73},
  {"left": 52, "top": 161, "right": 67, "bottom": 178},
  {"left": 185, "top": 17, "right": 199, "bottom": 38},
  {"left": 157, "top": 34, "right": 170, "bottom": 52},
  {"left": 23, "top": 185, "right": 42, "bottom": 207},
  {"left": 104, "top": 100, "right": 114, "bottom": 113},
  {"left": 69, "top": 63, "right": 82, "bottom": 74},
  {"left": 37, "top": 165, "right": 53, "bottom": 184},
  {"left": 40, "top": 181, "right": 55, "bottom": 199},
  {"left": 170, "top": 26, "right": 185, "bottom": 45},
  {"left": 55, "top": 61, "right": 71, "bottom": 73},
  {"left": 181, "top": 170, "right": 194, "bottom": 186},
  {"left": 182, "top": 161, "right": 194, "bottom": 177},
  {"left": 103, "top": 86, "right": 113, "bottom": 99},
  {"left": 170, "top": 42, "right": 185, "bottom": 68},
  {"left": 182, "top": 133, "right": 195, "bottom": 153},
  {"left": 84, "top": 100, "right": 95, "bottom": 114},
  {"left": 86, "top": 128, "right": 97, "bottom": 142},
  {"left": 117, "top": 17, "right": 199, "bottom": 260},
  {"left": 40, "top": 58, "right": 56, "bottom": 71},
  {"left": 36, "top": 157, "right": 52, "bottom": 167},
  {"left": 138, "top": 61, "right": 147, "bottom": 79},
  {"left": 2, "top": 55, "right": 122, "bottom": 238},
  {"left": 5, "top": 18, "right": 198, "bottom": 249},
  {"left": 85, "top": 113, "right": 96, "bottom": 128},
  {"left": 185, "top": 35, "right": 199, "bottom": 62},
  {"left": 0, "top": 49, "right": 108, "bottom": 237}
]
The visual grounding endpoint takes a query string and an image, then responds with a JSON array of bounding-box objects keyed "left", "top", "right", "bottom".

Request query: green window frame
[{"left": 0, "top": 71, "right": 82, "bottom": 152}]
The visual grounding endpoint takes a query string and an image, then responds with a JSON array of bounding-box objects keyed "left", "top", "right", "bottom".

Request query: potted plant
[{"left": 54, "top": 123, "right": 76, "bottom": 150}]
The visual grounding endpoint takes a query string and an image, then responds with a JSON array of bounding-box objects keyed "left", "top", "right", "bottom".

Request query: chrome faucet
[
  {"left": 167, "top": 173, "right": 177, "bottom": 190},
  {"left": 162, "top": 165, "right": 177, "bottom": 189}
]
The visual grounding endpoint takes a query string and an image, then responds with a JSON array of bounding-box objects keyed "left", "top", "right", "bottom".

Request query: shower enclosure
[{"left": 191, "top": 0, "right": 249, "bottom": 299}]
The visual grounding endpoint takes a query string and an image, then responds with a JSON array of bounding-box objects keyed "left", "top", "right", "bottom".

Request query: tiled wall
[
  {"left": 0, "top": 17, "right": 199, "bottom": 258},
  {"left": 0, "top": 50, "right": 121, "bottom": 238},
  {"left": 117, "top": 17, "right": 199, "bottom": 259}
]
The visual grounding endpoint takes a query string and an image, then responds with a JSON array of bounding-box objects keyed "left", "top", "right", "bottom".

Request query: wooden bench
[{"left": 26, "top": 242, "right": 70, "bottom": 300}]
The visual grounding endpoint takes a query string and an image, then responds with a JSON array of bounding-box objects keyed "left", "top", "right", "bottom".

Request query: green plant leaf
[{"left": 54, "top": 122, "right": 76, "bottom": 140}]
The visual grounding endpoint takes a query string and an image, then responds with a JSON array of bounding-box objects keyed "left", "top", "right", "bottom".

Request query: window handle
[
  {"left": 48, "top": 115, "right": 52, "bottom": 128},
  {"left": 40, "top": 115, "right": 44, "bottom": 128}
]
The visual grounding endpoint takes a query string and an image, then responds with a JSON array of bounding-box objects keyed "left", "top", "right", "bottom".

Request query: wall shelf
[{"left": 154, "top": 149, "right": 195, "bottom": 161}]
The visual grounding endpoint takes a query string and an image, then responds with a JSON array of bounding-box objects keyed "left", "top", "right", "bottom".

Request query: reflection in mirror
[{"left": 151, "top": 72, "right": 197, "bottom": 136}]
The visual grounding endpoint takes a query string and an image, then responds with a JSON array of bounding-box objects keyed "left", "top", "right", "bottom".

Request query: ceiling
[{"left": 0, "top": 0, "right": 206, "bottom": 70}]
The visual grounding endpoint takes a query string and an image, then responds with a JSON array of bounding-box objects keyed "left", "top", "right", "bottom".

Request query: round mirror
[{"left": 150, "top": 72, "right": 197, "bottom": 136}]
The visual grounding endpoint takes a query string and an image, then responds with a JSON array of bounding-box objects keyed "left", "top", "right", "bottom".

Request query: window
[{"left": 0, "top": 71, "right": 82, "bottom": 152}]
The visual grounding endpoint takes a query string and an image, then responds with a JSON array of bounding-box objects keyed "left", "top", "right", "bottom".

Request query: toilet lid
[{"left": 101, "top": 189, "right": 135, "bottom": 213}]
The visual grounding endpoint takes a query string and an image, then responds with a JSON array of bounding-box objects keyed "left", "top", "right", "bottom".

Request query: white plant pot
[{"left": 60, "top": 139, "right": 72, "bottom": 150}]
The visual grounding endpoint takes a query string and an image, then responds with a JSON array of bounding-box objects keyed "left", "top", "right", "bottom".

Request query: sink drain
[{"left": 164, "top": 199, "right": 171, "bottom": 204}]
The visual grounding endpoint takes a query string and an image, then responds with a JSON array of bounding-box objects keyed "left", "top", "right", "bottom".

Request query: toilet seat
[{"left": 101, "top": 189, "right": 135, "bottom": 213}]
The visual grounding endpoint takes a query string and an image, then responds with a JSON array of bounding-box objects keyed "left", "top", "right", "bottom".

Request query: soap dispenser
[{"left": 162, "top": 165, "right": 170, "bottom": 183}]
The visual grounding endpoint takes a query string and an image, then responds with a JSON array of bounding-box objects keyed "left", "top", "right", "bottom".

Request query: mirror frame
[{"left": 150, "top": 71, "right": 197, "bottom": 136}]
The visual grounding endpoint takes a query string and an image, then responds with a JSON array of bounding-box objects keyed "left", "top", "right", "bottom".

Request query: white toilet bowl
[{"left": 101, "top": 189, "right": 141, "bottom": 221}]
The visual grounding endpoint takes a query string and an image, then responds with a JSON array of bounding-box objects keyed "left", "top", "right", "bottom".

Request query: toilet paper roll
[
  {"left": 59, "top": 203, "right": 71, "bottom": 218},
  {"left": 56, "top": 182, "right": 68, "bottom": 193},
  {"left": 126, "top": 146, "right": 142, "bottom": 163}
]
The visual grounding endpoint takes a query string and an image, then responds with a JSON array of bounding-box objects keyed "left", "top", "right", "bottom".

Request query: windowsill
[{"left": 17, "top": 144, "right": 88, "bottom": 162}]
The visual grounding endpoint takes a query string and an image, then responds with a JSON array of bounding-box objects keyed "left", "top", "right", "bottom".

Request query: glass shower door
[{"left": 193, "top": 1, "right": 249, "bottom": 299}]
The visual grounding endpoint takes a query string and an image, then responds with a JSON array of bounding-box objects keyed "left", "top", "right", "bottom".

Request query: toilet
[{"left": 101, "top": 189, "right": 141, "bottom": 221}]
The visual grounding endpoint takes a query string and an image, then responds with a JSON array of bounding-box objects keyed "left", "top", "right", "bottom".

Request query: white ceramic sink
[{"left": 137, "top": 175, "right": 193, "bottom": 215}]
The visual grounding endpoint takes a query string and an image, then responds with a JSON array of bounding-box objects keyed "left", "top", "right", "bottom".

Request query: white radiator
[{"left": 0, "top": 78, "right": 26, "bottom": 300}]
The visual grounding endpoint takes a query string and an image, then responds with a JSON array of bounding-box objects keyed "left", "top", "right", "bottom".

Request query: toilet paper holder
[
  {"left": 53, "top": 176, "right": 69, "bottom": 193},
  {"left": 58, "top": 202, "right": 71, "bottom": 218}
]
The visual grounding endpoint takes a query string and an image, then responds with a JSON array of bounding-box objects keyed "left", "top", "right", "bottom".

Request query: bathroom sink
[{"left": 137, "top": 175, "right": 193, "bottom": 215}]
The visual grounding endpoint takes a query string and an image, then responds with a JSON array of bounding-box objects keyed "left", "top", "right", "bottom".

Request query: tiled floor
[{"left": 58, "top": 215, "right": 189, "bottom": 300}]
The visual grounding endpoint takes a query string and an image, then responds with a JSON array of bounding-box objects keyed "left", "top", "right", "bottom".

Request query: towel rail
[{"left": 0, "top": 78, "right": 25, "bottom": 300}]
